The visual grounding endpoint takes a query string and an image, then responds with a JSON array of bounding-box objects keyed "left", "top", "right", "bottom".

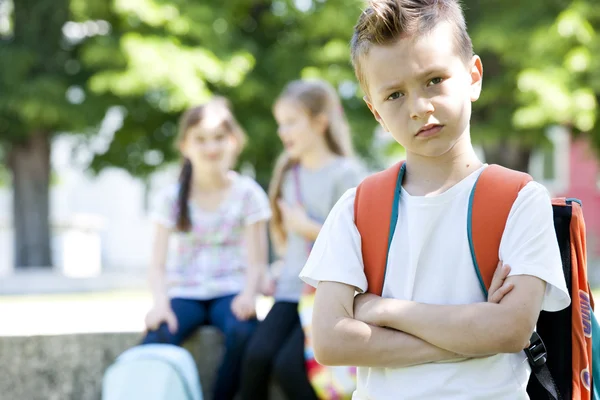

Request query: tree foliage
[
  {"left": 2, "top": 0, "right": 600, "bottom": 266},
  {"left": 80, "top": 0, "right": 374, "bottom": 186}
]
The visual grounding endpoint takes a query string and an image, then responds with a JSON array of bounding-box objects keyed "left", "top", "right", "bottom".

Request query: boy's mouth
[{"left": 416, "top": 124, "right": 444, "bottom": 138}]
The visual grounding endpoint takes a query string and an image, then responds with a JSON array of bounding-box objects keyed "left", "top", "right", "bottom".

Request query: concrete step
[{"left": 0, "top": 290, "right": 281, "bottom": 400}]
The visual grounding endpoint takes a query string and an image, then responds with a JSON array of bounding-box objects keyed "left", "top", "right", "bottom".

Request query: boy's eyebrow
[{"left": 376, "top": 67, "right": 449, "bottom": 95}]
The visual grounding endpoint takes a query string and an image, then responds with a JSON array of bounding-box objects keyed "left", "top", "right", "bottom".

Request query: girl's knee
[
  {"left": 272, "top": 352, "right": 298, "bottom": 384},
  {"left": 242, "top": 341, "right": 272, "bottom": 370},
  {"left": 142, "top": 323, "right": 181, "bottom": 345},
  {"left": 225, "top": 319, "right": 257, "bottom": 346}
]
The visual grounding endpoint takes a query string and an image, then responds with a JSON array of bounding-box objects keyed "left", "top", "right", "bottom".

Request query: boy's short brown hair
[{"left": 350, "top": 0, "right": 473, "bottom": 91}]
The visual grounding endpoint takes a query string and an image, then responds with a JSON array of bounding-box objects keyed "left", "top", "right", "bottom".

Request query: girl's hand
[
  {"left": 145, "top": 301, "right": 178, "bottom": 333},
  {"left": 278, "top": 200, "right": 310, "bottom": 234},
  {"left": 488, "top": 262, "right": 514, "bottom": 304},
  {"left": 231, "top": 292, "right": 257, "bottom": 321},
  {"left": 260, "top": 260, "right": 283, "bottom": 296},
  {"left": 260, "top": 273, "right": 277, "bottom": 296}
]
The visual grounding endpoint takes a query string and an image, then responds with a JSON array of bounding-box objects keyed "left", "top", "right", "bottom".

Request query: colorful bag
[
  {"left": 353, "top": 161, "right": 600, "bottom": 400},
  {"left": 291, "top": 164, "right": 357, "bottom": 399},
  {"left": 299, "top": 291, "right": 357, "bottom": 399}
]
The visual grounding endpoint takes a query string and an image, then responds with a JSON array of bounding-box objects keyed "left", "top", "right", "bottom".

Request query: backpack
[
  {"left": 102, "top": 343, "right": 203, "bottom": 400},
  {"left": 353, "top": 161, "right": 600, "bottom": 400}
]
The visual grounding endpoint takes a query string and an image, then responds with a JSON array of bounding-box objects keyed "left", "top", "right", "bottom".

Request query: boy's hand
[
  {"left": 353, "top": 293, "right": 388, "bottom": 326},
  {"left": 488, "top": 262, "right": 514, "bottom": 304},
  {"left": 488, "top": 263, "right": 532, "bottom": 347},
  {"left": 354, "top": 261, "right": 513, "bottom": 326}
]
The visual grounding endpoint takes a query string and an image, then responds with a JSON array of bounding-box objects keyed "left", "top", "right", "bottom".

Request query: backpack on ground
[
  {"left": 354, "top": 161, "right": 600, "bottom": 400},
  {"left": 102, "top": 343, "right": 203, "bottom": 400}
]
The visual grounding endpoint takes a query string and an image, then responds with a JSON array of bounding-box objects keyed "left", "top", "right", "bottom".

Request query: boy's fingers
[
  {"left": 489, "top": 261, "right": 504, "bottom": 291},
  {"left": 499, "top": 282, "right": 514, "bottom": 297},
  {"left": 489, "top": 263, "right": 512, "bottom": 298},
  {"left": 494, "top": 260, "right": 503, "bottom": 276},
  {"left": 489, "top": 271, "right": 503, "bottom": 295},
  {"left": 488, "top": 280, "right": 500, "bottom": 296},
  {"left": 489, "top": 283, "right": 514, "bottom": 303}
]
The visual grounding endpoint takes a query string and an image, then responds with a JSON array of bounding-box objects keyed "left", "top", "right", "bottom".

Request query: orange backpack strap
[
  {"left": 354, "top": 161, "right": 405, "bottom": 296},
  {"left": 468, "top": 165, "right": 532, "bottom": 295},
  {"left": 560, "top": 198, "right": 594, "bottom": 399}
]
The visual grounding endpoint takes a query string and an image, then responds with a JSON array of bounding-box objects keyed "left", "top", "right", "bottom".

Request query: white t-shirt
[{"left": 300, "top": 165, "right": 570, "bottom": 400}]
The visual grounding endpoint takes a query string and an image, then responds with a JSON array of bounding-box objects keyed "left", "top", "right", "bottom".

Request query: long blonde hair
[
  {"left": 175, "top": 97, "right": 247, "bottom": 232},
  {"left": 268, "top": 79, "right": 354, "bottom": 254}
]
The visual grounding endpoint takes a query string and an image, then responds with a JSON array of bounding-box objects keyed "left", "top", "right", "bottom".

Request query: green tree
[
  {"left": 0, "top": 0, "right": 108, "bottom": 267},
  {"left": 83, "top": 0, "right": 376, "bottom": 187},
  {"left": 465, "top": 0, "right": 600, "bottom": 171},
  {"left": 4, "top": 0, "right": 600, "bottom": 270}
]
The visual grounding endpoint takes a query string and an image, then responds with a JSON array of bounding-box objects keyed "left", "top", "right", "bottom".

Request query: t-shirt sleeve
[
  {"left": 150, "top": 186, "right": 178, "bottom": 229},
  {"left": 499, "top": 181, "right": 571, "bottom": 312},
  {"left": 242, "top": 177, "right": 272, "bottom": 226},
  {"left": 299, "top": 188, "right": 368, "bottom": 292}
]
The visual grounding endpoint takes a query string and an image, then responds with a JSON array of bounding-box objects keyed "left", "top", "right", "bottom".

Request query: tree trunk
[
  {"left": 482, "top": 140, "right": 532, "bottom": 173},
  {"left": 7, "top": 133, "right": 52, "bottom": 268}
]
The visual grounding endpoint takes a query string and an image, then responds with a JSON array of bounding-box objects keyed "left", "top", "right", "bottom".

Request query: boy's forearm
[
  {"left": 314, "top": 316, "right": 465, "bottom": 368},
  {"left": 378, "top": 300, "right": 530, "bottom": 356}
]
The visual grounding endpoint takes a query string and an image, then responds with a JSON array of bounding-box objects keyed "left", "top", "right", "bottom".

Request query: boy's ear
[
  {"left": 363, "top": 95, "right": 389, "bottom": 132},
  {"left": 470, "top": 55, "right": 483, "bottom": 102}
]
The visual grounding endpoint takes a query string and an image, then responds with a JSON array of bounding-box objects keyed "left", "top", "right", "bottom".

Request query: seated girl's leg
[
  {"left": 142, "top": 298, "right": 207, "bottom": 345},
  {"left": 273, "top": 321, "right": 318, "bottom": 400},
  {"left": 208, "top": 294, "right": 258, "bottom": 400},
  {"left": 239, "top": 301, "right": 300, "bottom": 400}
]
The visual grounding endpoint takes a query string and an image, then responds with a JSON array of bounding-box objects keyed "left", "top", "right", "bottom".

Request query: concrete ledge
[{"left": 0, "top": 328, "right": 284, "bottom": 400}]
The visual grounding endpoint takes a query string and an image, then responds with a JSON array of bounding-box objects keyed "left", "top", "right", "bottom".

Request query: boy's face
[{"left": 362, "top": 22, "right": 483, "bottom": 158}]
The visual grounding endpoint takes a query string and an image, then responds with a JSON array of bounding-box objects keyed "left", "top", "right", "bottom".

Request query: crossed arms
[{"left": 311, "top": 264, "right": 546, "bottom": 368}]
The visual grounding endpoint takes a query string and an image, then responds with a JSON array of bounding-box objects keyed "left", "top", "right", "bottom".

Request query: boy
[{"left": 299, "top": 0, "right": 570, "bottom": 399}]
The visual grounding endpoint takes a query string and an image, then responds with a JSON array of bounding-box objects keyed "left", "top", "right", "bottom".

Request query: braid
[{"left": 176, "top": 159, "right": 193, "bottom": 232}]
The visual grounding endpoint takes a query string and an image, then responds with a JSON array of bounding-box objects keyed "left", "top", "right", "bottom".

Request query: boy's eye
[
  {"left": 387, "top": 92, "right": 403, "bottom": 101},
  {"left": 428, "top": 77, "right": 444, "bottom": 86}
]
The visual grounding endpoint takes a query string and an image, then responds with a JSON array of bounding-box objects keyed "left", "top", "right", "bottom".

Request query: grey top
[{"left": 274, "top": 157, "right": 364, "bottom": 302}]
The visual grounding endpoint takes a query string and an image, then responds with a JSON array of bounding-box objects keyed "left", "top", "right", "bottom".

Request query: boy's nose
[{"left": 410, "top": 97, "right": 435, "bottom": 120}]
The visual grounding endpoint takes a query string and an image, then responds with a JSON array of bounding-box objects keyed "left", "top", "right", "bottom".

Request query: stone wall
[{"left": 0, "top": 327, "right": 284, "bottom": 400}]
